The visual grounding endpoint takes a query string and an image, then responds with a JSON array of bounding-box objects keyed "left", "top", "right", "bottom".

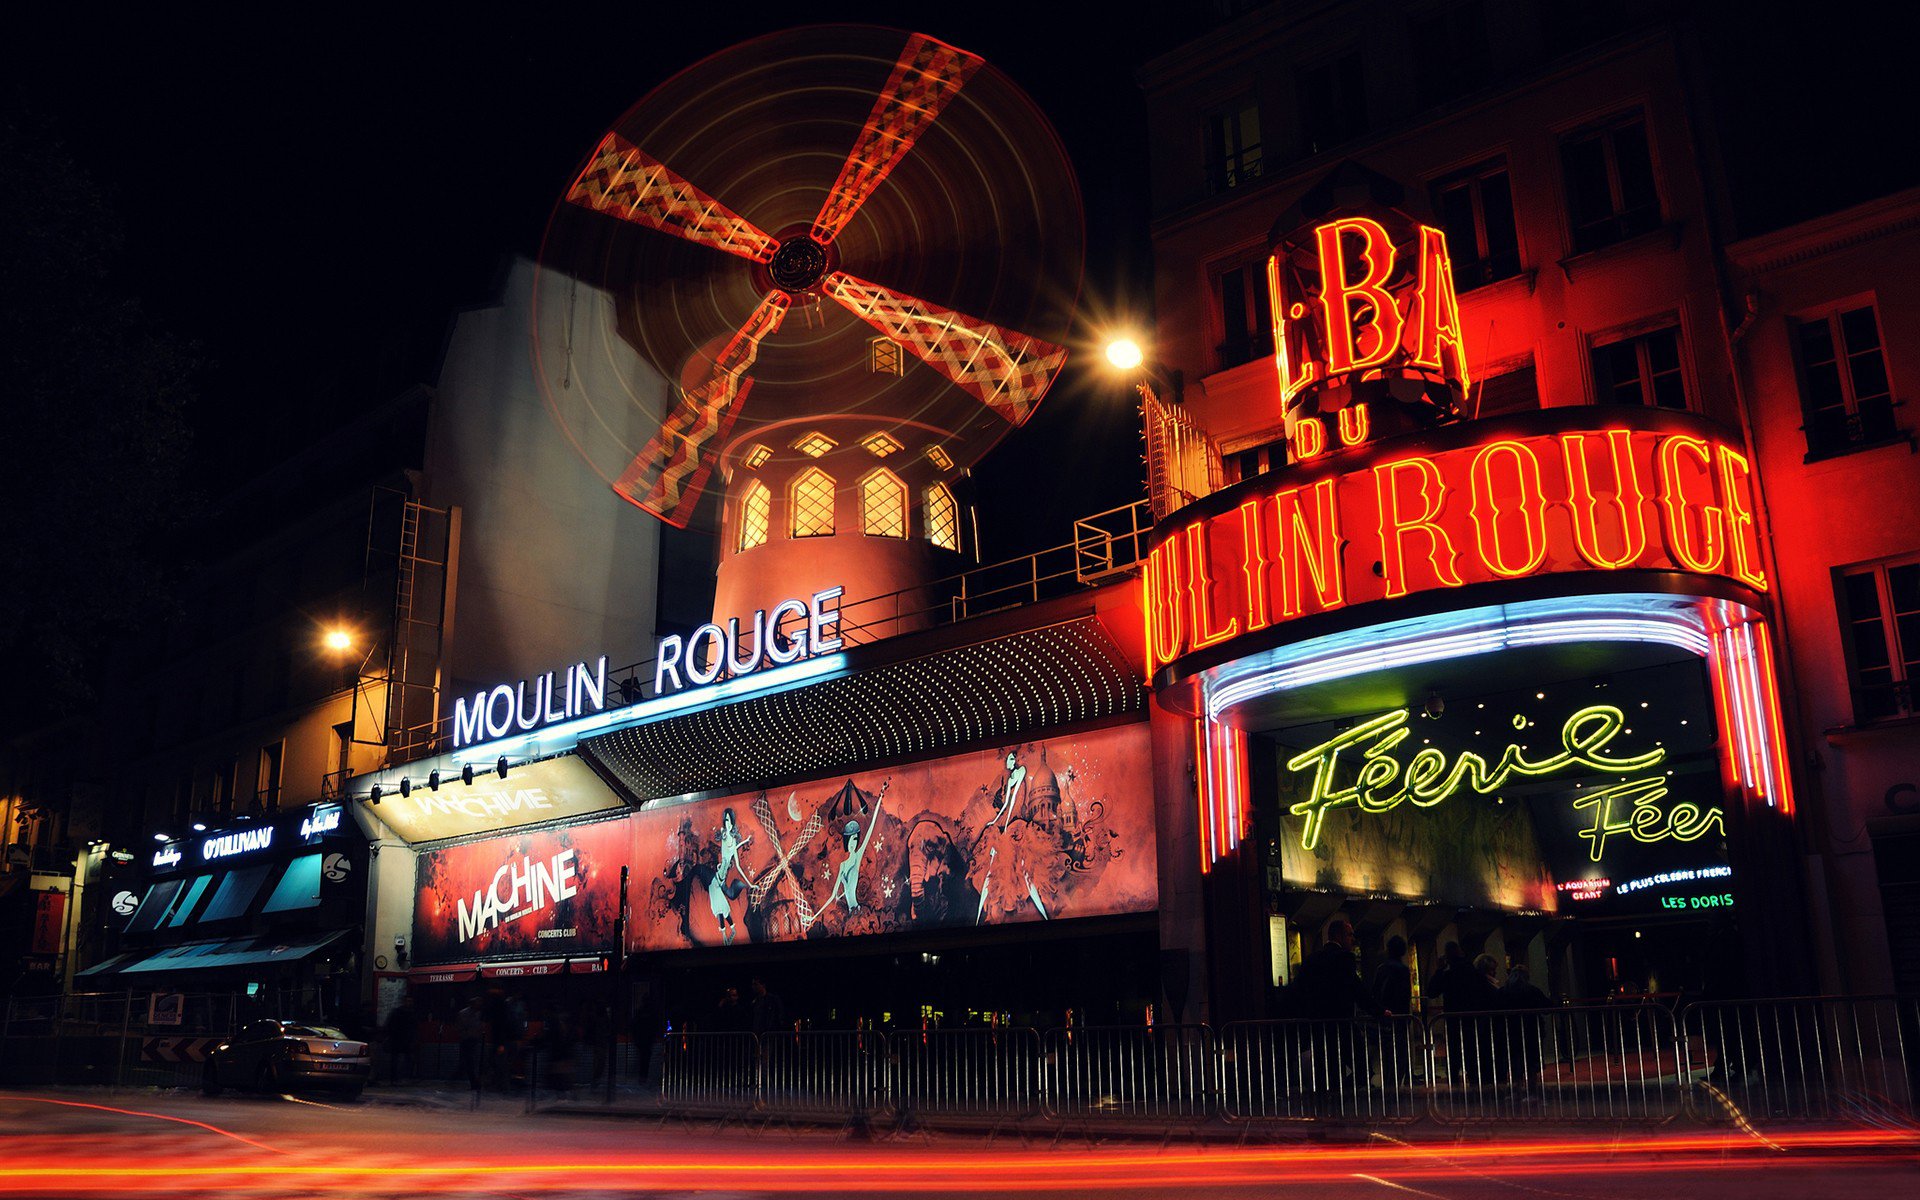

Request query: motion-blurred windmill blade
[
  {"left": 567, "top": 131, "right": 780, "bottom": 263},
  {"left": 809, "top": 33, "right": 983, "bottom": 246},
  {"left": 612, "top": 293, "right": 791, "bottom": 524},
  {"left": 822, "top": 272, "right": 1067, "bottom": 425}
]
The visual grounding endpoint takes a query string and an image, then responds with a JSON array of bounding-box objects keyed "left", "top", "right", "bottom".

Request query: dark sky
[
  {"left": 6, "top": 4, "right": 1194, "bottom": 560},
  {"left": 6, "top": 3, "right": 1909, "bottom": 557}
]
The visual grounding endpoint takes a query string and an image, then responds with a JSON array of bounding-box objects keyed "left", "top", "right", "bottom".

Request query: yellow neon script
[
  {"left": 1572, "top": 777, "right": 1724, "bottom": 861},
  {"left": 1285, "top": 705, "right": 1665, "bottom": 850}
]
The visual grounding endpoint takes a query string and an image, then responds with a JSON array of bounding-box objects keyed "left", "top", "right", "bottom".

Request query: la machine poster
[{"left": 411, "top": 722, "right": 1156, "bottom": 961}]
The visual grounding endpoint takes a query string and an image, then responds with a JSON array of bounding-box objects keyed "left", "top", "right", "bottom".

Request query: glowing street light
[
  {"left": 1105, "top": 338, "right": 1145, "bottom": 371},
  {"left": 323, "top": 628, "right": 354, "bottom": 654}
]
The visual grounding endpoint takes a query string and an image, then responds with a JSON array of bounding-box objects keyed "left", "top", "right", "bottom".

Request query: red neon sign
[{"left": 1145, "top": 416, "right": 1769, "bottom": 678}]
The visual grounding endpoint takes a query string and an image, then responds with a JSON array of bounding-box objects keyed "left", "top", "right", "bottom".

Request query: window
[
  {"left": 738, "top": 480, "right": 771, "bottom": 551},
  {"left": 860, "top": 431, "right": 902, "bottom": 458},
  {"left": 1839, "top": 558, "right": 1920, "bottom": 721},
  {"left": 1215, "top": 258, "right": 1274, "bottom": 370},
  {"left": 257, "top": 742, "right": 284, "bottom": 813},
  {"left": 1206, "top": 98, "right": 1262, "bottom": 192},
  {"left": 925, "top": 445, "right": 953, "bottom": 472},
  {"left": 870, "top": 337, "right": 903, "bottom": 375},
  {"left": 1432, "top": 161, "right": 1520, "bottom": 289},
  {"left": 925, "top": 483, "right": 960, "bottom": 552},
  {"left": 1411, "top": 2, "right": 1492, "bottom": 107},
  {"left": 790, "top": 468, "right": 836, "bottom": 538},
  {"left": 1560, "top": 112, "right": 1661, "bottom": 254},
  {"left": 792, "top": 432, "right": 836, "bottom": 458},
  {"left": 213, "top": 757, "right": 239, "bottom": 817},
  {"left": 1472, "top": 357, "right": 1539, "bottom": 418},
  {"left": 263, "top": 855, "right": 323, "bottom": 914},
  {"left": 1591, "top": 326, "right": 1686, "bottom": 410},
  {"left": 1794, "top": 305, "right": 1897, "bottom": 458},
  {"left": 742, "top": 444, "right": 772, "bottom": 470},
  {"left": 859, "top": 469, "right": 907, "bottom": 538},
  {"left": 1298, "top": 51, "right": 1368, "bottom": 156}
]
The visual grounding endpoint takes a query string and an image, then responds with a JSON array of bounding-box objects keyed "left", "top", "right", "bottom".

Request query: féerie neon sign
[{"left": 1284, "top": 704, "right": 1669, "bottom": 850}]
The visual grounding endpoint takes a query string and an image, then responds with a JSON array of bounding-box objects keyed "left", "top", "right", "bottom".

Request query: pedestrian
[
  {"left": 1370, "top": 935, "right": 1415, "bottom": 1091},
  {"left": 483, "top": 987, "right": 512, "bottom": 1089},
  {"left": 1430, "top": 942, "right": 1481, "bottom": 1015},
  {"left": 749, "top": 977, "right": 787, "bottom": 1035},
  {"left": 715, "top": 986, "right": 746, "bottom": 1033},
  {"left": 383, "top": 993, "right": 418, "bottom": 1085},
  {"left": 1291, "top": 918, "right": 1390, "bottom": 1112},
  {"left": 454, "top": 994, "right": 485, "bottom": 1092},
  {"left": 1370, "top": 936, "right": 1413, "bottom": 1016}
]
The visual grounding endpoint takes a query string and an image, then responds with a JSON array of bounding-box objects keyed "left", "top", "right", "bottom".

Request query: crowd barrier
[{"left": 13, "top": 993, "right": 1919, "bottom": 1132}]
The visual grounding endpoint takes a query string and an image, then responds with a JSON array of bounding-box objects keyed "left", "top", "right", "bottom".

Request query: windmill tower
[{"left": 535, "top": 26, "right": 1083, "bottom": 644}]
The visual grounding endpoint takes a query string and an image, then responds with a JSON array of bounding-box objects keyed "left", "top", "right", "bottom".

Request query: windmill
[{"left": 535, "top": 26, "right": 1084, "bottom": 641}]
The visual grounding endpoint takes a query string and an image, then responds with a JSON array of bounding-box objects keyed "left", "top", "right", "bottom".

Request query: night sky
[{"left": 5, "top": 3, "right": 1909, "bottom": 548}]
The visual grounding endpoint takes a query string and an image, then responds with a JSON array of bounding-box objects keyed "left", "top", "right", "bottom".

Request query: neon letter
[
  {"left": 1273, "top": 477, "right": 1346, "bottom": 617},
  {"left": 1467, "top": 439, "right": 1549, "bottom": 578},
  {"left": 1316, "top": 217, "right": 1405, "bottom": 375},
  {"left": 1716, "top": 445, "right": 1768, "bottom": 590},
  {"left": 1657, "top": 434, "right": 1726, "bottom": 574},
  {"left": 1374, "top": 456, "right": 1464, "bottom": 598},
  {"left": 1238, "top": 498, "right": 1273, "bottom": 634},
  {"left": 1408, "top": 225, "right": 1469, "bottom": 393},
  {"left": 1186, "top": 523, "right": 1241, "bottom": 651},
  {"left": 1562, "top": 430, "right": 1649, "bottom": 569}
]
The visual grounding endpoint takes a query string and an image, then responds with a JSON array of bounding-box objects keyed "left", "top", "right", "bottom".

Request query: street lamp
[
  {"left": 1104, "top": 338, "right": 1144, "bottom": 371},
  {"left": 322, "top": 627, "right": 354, "bottom": 654}
]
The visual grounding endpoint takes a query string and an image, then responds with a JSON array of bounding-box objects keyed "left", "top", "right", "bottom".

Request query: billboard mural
[
  {"left": 413, "top": 815, "right": 630, "bottom": 963},
  {"left": 636, "top": 722, "right": 1155, "bottom": 950}
]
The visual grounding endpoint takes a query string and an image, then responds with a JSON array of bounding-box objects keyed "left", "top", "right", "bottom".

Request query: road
[{"left": 1, "top": 1089, "right": 1916, "bottom": 1198}]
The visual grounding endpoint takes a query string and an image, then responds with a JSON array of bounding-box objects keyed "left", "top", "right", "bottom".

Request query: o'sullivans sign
[{"left": 1144, "top": 412, "right": 1768, "bottom": 678}]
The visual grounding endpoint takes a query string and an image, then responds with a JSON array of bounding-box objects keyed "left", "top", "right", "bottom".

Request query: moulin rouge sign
[
  {"left": 1145, "top": 416, "right": 1768, "bottom": 676},
  {"left": 1144, "top": 203, "right": 1767, "bottom": 678}
]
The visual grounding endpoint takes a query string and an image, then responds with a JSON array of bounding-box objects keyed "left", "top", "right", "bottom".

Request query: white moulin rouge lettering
[
  {"left": 455, "top": 849, "right": 580, "bottom": 944},
  {"left": 450, "top": 658, "right": 608, "bottom": 750},
  {"left": 654, "top": 586, "right": 843, "bottom": 694}
]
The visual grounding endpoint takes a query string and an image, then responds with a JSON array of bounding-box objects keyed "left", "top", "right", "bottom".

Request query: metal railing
[
  {"left": 1218, "top": 1017, "right": 1425, "bottom": 1124},
  {"left": 1682, "top": 995, "right": 1920, "bottom": 1123},
  {"left": 760, "top": 1029, "right": 889, "bottom": 1121},
  {"left": 1045, "top": 1024, "right": 1213, "bottom": 1123},
  {"left": 892, "top": 1027, "right": 1045, "bottom": 1123},
  {"left": 1428, "top": 1005, "right": 1685, "bottom": 1124}
]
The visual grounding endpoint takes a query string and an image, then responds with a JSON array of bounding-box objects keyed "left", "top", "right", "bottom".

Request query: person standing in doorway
[
  {"left": 382, "top": 994, "right": 417, "bottom": 1085},
  {"left": 454, "top": 994, "right": 485, "bottom": 1092}
]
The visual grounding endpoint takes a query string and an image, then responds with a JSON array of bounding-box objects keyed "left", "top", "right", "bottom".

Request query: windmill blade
[
  {"left": 809, "top": 33, "right": 983, "bottom": 246},
  {"left": 567, "top": 131, "right": 780, "bottom": 263},
  {"left": 823, "top": 271, "right": 1067, "bottom": 425},
  {"left": 613, "top": 292, "right": 790, "bottom": 524}
]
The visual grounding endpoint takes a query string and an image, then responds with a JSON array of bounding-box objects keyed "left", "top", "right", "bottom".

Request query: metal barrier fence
[
  {"left": 660, "top": 1031, "right": 760, "bottom": 1113},
  {"left": 892, "top": 1027, "right": 1044, "bottom": 1123},
  {"left": 1045, "top": 1025, "right": 1213, "bottom": 1123},
  {"left": 1682, "top": 996, "right": 1920, "bottom": 1122},
  {"left": 1218, "top": 1018, "right": 1425, "bottom": 1124},
  {"left": 1428, "top": 1005, "right": 1684, "bottom": 1124},
  {"left": 761, "top": 1029, "right": 889, "bottom": 1121}
]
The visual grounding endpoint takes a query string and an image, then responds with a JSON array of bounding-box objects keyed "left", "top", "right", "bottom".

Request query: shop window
[
  {"left": 1215, "top": 257, "right": 1274, "bottom": 370},
  {"left": 859, "top": 468, "right": 908, "bottom": 539},
  {"left": 1837, "top": 557, "right": 1920, "bottom": 722},
  {"left": 1432, "top": 160, "right": 1520, "bottom": 289},
  {"left": 1411, "top": 2, "right": 1492, "bottom": 107},
  {"left": 738, "top": 480, "right": 771, "bottom": 551},
  {"left": 1591, "top": 326, "right": 1686, "bottom": 410},
  {"left": 790, "top": 468, "right": 836, "bottom": 538},
  {"left": 925, "top": 482, "right": 960, "bottom": 552},
  {"left": 1206, "top": 97, "right": 1262, "bottom": 193},
  {"left": 1793, "top": 305, "right": 1898, "bottom": 458},
  {"left": 257, "top": 741, "right": 284, "bottom": 813},
  {"left": 1298, "top": 50, "right": 1368, "bottom": 156},
  {"left": 1560, "top": 112, "right": 1661, "bottom": 254},
  {"left": 1472, "top": 357, "right": 1539, "bottom": 418}
]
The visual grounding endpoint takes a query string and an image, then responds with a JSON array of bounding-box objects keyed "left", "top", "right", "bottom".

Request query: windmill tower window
[
  {"left": 870, "top": 337, "right": 904, "bottom": 375},
  {"left": 925, "top": 482, "right": 959, "bottom": 551},
  {"left": 860, "top": 468, "right": 908, "bottom": 539},
  {"left": 742, "top": 444, "right": 773, "bottom": 470},
  {"left": 739, "top": 480, "right": 771, "bottom": 551},
  {"left": 861, "top": 431, "right": 903, "bottom": 458},
  {"left": 791, "top": 468, "right": 836, "bottom": 538},
  {"left": 793, "top": 432, "right": 837, "bottom": 458},
  {"left": 925, "top": 445, "right": 953, "bottom": 471}
]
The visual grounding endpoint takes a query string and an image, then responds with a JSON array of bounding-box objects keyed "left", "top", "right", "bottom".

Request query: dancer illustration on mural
[
  {"left": 995, "top": 751, "right": 1027, "bottom": 825},
  {"left": 823, "top": 783, "right": 887, "bottom": 915},
  {"left": 708, "top": 807, "right": 754, "bottom": 945}
]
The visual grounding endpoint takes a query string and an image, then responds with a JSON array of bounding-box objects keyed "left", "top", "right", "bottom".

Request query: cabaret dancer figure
[
  {"left": 824, "top": 789, "right": 886, "bottom": 915},
  {"left": 708, "top": 807, "right": 753, "bottom": 945}
]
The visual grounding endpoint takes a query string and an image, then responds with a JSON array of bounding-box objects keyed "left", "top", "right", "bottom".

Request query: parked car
[{"left": 202, "top": 1019, "right": 370, "bottom": 1099}]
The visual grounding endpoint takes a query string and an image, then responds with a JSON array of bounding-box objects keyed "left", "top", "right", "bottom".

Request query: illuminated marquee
[
  {"left": 654, "top": 586, "right": 843, "bottom": 695},
  {"left": 453, "top": 658, "right": 609, "bottom": 749},
  {"left": 1284, "top": 703, "right": 1724, "bottom": 859},
  {"left": 1145, "top": 415, "right": 1767, "bottom": 678}
]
